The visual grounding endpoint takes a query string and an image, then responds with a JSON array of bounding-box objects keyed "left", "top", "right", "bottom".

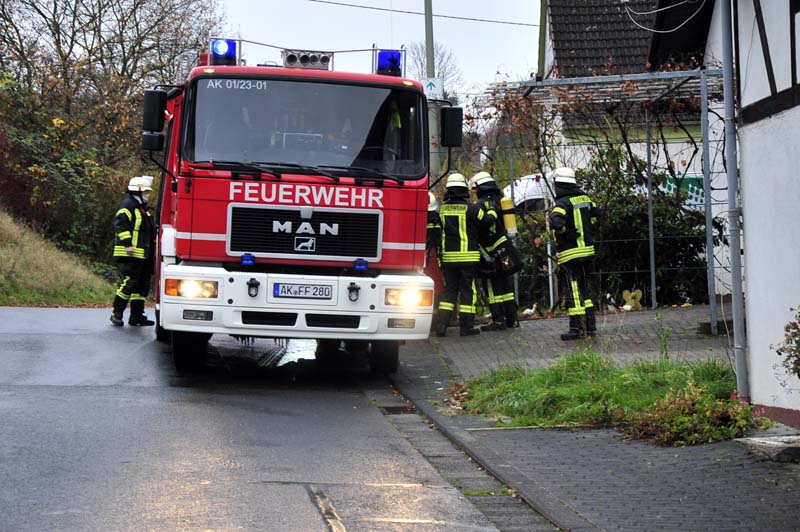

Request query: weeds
[{"left": 463, "top": 350, "right": 770, "bottom": 446}]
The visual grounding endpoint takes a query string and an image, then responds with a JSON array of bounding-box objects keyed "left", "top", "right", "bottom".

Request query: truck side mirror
[
  {"left": 440, "top": 107, "right": 463, "bottom": 148},
  {"left": 141, "top": 89, "right": 167, "bottom": 151},
  {"left": 141, "top": 132, "right": 165, "bottom": 151},
  {"left": 142, "top": 89, "right": 168, "bottom": 131}
]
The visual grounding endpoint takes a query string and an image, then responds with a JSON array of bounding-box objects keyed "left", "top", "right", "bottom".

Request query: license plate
[{"left": 273, "top": 283, "right": 333, "bottom": 300}]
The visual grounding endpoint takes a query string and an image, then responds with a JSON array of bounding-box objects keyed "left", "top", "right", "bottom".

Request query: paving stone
[{"left": 391, "top": 305, "right": 800, "bottom": 532}]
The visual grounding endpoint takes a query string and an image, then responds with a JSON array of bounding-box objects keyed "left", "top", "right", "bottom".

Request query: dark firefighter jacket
[
  {"left": 549, "top": 182, "right": 600, "bottom": 265},
  {"left": 439, "top": 190, "right": 486, "bottom": 264},
  {"left": 474, "top": 186, "right": 508, "bottom": 255},
  {"left": 113, "top": 195, "right": 155, "bottom": 261},
  {"left": 426, "top": 210, "right": 442, "bottom": 253}
]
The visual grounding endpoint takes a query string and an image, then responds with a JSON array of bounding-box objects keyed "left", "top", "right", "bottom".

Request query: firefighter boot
[
  {"left": 585, "top": 307, "right": 597, "bottom": 336},
  {"left": 480, "top": 321, "right": 507, "bottom": 332},
  {"left": 481, "top": 303, "right": 507, "bottom": 331},
  {"left": 560, "top": 315, "right": 585, "bottom": 341},
  {"left": 110, "top": 295, "right": 127, "bottom": 326},
  {"left": 459, "top": 314, "right": 480, "bottom": 336},
  {"left": 128, "top": 299, "right": 154, "bottom": 326},
  {"left": 433, "top": 310, "right": 451, "bottom": 337},
  {"left": 505, "top": 300, "right": 520, "bottom": 328}
]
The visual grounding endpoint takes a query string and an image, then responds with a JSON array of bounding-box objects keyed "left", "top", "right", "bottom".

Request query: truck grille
[{"left": 229, "top": 206, "right": 381, "bottom": 260}]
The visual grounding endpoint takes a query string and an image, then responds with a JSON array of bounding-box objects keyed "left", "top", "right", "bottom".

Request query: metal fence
[{"left": 464, "top": 69, "right": 729, "bottom": 331}]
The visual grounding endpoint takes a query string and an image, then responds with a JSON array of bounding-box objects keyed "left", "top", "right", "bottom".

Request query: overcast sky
[{"left": 220, "top": 0, "right": 541, "bottom": 96}]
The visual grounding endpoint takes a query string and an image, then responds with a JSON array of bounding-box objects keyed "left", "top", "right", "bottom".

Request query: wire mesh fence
[{"left": 452, "top": 69, "right": 731, "bottom": 319}]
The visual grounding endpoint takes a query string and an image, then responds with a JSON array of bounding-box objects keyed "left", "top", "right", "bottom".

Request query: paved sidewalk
[{"left": 391, "top": 306, "right": 800, "bottom": 532}]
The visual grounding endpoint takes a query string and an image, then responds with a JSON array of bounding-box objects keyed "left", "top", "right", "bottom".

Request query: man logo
[{"left": 294, "top": 236, "right": 316, "bottom": 252}]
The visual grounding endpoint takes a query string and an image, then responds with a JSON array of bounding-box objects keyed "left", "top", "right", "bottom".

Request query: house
[
  {"left": 650, "top": 0, "right": 800, "bottom": 425},
  {"left": 533, "top": 0, "right": 731, "bottom": 299}
]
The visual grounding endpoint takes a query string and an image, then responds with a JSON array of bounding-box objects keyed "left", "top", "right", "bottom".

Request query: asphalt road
[{"left": 0, "top": 307, "right": 498, "bottom": 532}]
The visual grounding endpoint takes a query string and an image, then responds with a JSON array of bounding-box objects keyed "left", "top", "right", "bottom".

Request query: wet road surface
[{"left": 0, "top": 307, "right": 498, "bottom": 531}]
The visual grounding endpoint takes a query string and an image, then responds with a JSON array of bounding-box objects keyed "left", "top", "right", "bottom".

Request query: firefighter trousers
[
  {"left": 561, "top": 259, "right": 596, "bottom": 332},
  {"left": 438, "top": 264, "right": 478, "bottom": 331},
  {"left": 482, "top": 271, "right": 518, "bottom": 325},
  {"left": 113, "top": 260, "right": 151, "bottom": 317}
]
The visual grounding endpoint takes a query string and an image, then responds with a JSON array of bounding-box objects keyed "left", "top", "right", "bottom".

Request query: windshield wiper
[
  {"left": 251, "top": 161, "right": 339, "bottom": 182},
  {"left": 191, "top": 160, "right": 284, "bottom": 178},
  {"left": 193, "top": 160, "right": 339, "bottom": 181},
  {"left": 319, "top": 165, "right": 402, "bottom": 185}
]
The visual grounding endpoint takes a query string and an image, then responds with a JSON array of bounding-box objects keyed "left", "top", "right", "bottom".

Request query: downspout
[{"left": 721, "top": 0, "right": 749, "bottom": 401}]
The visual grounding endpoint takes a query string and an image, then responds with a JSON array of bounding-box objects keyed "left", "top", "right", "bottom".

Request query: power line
[
  {"left": 624, "top": 0, "right": 707, "bottom": 34},
  {"left": 623, "top": 0, "right": 692, "bottom": 16},
  {"left": 306, "top": 0, "right": 538, "bottom": 27}
]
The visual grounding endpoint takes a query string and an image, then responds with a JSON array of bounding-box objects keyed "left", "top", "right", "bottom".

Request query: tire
[
  {"left": 315, "top": 339, "right": 341, "bottom": 367},
  {"left": 172, "top": 331, "right": 210, "bottom": 372},
  {"left": 155, "top": 309, "right": 171, "bottom": 343},
  {"left": 369, "top": 340, "right": 400, "bottom": 374}
]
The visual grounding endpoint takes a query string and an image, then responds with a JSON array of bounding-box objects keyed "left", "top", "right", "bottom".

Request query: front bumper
[{"left": 159, "top": 264, "right": 433, "bottom": 340}]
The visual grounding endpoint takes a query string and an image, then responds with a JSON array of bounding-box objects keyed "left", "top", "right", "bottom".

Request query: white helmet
[
  {"left": 127, "top": 176, "right": 153, "bottom": 193},
  {"left": 469, "top": 171, "right": 494, "bottom": 189},
  {"left": 428, "top": 191, "right": 439, "bottom": 212},
  {"left": 553, "top": 167, "right": 577, "bottom": 184},
  {"left": 445, "top": 173, "right": 468, "bottom": 189}
]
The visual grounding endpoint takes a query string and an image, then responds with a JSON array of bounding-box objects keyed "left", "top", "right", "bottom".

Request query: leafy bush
[
  {"left": 773, "top": 307, "right": 800, "bottom": 381},
  {"left": 621, "top": 379, "right": 772, "bottom": 446}
]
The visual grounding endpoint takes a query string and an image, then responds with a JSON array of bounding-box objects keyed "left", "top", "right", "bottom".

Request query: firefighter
[
  {"left": 434, "top": 173, "right": 485, "bottom": 337},
  {"left": 469, "top": 171, "right": 519, "bottom": 331},
  {"left": 425, "top": 191, "right": 445, "bottom": 320},
  {"left": 110, "top": 176, "right": 156, "bottom": 327},
  {"left": 549, "top": 167, "right": 601, "bottom": 340}
]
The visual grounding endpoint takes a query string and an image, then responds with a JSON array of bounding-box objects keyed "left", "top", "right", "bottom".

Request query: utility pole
[
  {"left": 425, "top": 0, "right": 435, "bottom": 78},
  {"left": 424, "top": 0, "right": 443, "bottom": 181}
]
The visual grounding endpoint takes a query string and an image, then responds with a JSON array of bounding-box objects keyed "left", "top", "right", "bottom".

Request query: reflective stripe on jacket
[
  {"left": 113, "top": 195, "right": 155, "bottom": 260},
  {"left": 475, "top": 195, "right": 508, "bottom": 254},
  {"left": 549, "top": 184, "right": 600, "bottom": 265},
  {"left": 439, "top": 199, "right": 482, "bottom": 263}
]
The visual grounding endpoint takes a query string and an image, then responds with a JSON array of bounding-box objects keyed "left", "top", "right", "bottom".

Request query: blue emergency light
[
  {"left": 210, "top": 38, "right": 238, "bottom": 66},
  {"left": 354, "top": 258, "right": 368, "bottom": 271},
  {"left": 241, "top": 253, "right": 255, "bottom": 266},
  {"left": 376, "top": 50, "right": 403, "bottom": 77}
]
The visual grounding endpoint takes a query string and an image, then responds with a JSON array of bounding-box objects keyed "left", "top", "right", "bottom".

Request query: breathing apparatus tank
[{"left": 500, "top": 195, "right": 517, "bottom": 238}]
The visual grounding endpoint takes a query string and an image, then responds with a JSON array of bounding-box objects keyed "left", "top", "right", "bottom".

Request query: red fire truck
[{"left": 141, "top": 38, "right": 462, "bottom": 372}]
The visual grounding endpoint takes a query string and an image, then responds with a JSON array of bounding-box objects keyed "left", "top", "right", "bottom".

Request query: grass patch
[
  {"left": 464, "top": 350, "right": 770, "bottom": 445},
  {"left": 0, "top": 210, "right": 113, "bottom": 306}
]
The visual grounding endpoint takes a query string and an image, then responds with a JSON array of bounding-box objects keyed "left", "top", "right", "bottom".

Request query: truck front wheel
[
  {"left": 172, "top": 331, "right": 210, "bottom": 372},
  {"left": 369, "top": 340, "right": 400, "bottom": 374}
]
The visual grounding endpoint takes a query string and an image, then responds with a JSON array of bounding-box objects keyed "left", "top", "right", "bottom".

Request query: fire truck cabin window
[{"left": 189, "top": 78, "right": 425, "bottom": 178}]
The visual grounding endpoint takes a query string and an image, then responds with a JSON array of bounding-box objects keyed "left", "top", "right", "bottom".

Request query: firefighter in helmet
[
  {"left": 424, "top": 191, "right": 444, "bottom": 324},
  {"left": 549, "top": 167, "right": 601, "bottom": 340},
  {"left": 469, "top": 171, "right": 519, "bottom": 331},
  {"left": 110, "top": 176, "right": 156, "bottom": 327},
  {"left": 434, "top": 173, "right": 488, "bottom": 337}
]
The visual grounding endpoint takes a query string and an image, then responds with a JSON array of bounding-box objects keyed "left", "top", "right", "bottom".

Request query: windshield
[{"left": 186, "top": 77, "right": 426, "bottom": 178}]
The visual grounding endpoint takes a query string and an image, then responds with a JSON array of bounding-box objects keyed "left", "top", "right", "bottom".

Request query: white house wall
[
  {"left": 702, "top": 0, "right": 800, "bottom": 412},
  {"left": 736, "top": 0, "right": 793, "bottom": 108},
  {"left": 738, "top": 106, "right": 800, "bottom": 409}
]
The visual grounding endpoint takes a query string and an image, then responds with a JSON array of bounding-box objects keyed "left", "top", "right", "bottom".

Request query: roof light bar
[{"left": 282, "top": 49, "right": 333, "bottom": 70}]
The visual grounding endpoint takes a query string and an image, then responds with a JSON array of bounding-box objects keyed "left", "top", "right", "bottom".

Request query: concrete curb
[{"left": 391, "top": 340, "right": 602, "bottom": 532}]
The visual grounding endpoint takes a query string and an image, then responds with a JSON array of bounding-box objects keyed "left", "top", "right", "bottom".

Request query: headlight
[
  {"left": 165, "top": 278, "right": 219, "bottom": 298},
  {"left": 384, "top": 288, "right": 433, "bottom": 307}
]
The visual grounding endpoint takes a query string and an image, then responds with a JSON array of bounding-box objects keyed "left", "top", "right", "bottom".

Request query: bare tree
[
  {"left": 0, "top": 0, "right": 223, "bottom": 164},
  {"left": 405, "top": 40, "right": 463, "bottom": 102}
]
